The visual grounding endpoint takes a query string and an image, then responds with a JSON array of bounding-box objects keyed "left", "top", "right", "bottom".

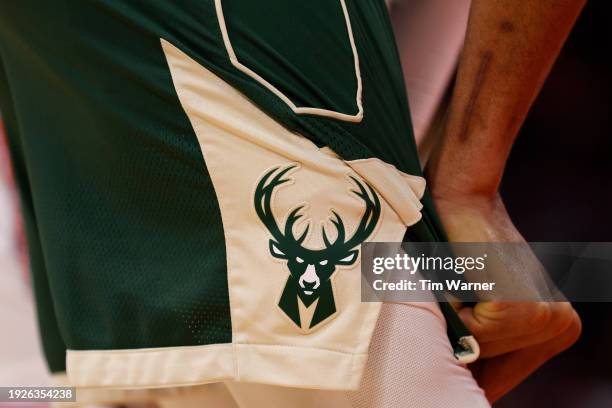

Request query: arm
[{"left": 426, "top": 0, "right": 585, "bottom": 402}]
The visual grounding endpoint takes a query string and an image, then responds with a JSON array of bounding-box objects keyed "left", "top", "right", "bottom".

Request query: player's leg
[
  {"left": 218, "top": 302, "right": 488, "bottom": 408},
  {"left": 349, "top": 302, "right": 489, "bottom": 408}
]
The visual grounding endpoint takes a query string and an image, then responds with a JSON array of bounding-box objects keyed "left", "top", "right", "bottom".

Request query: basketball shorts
[{"left": 0, "top": 0, "right": 482, "bottom": 399}]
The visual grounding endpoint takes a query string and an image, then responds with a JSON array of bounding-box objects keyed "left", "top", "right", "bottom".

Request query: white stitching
[{"left": 214, "top": 0, "right": 364, "bottom": 122}]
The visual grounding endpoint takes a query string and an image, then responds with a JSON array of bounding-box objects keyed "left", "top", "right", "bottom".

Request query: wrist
[{"left": 432, "top": 192, "right": 525, "bottom": 243}]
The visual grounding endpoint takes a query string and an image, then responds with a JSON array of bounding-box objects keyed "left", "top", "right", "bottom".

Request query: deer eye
[
  {"left": 319, "top": 260, "right": 328, "bottom": 266},
  {"left": 295, "top": 257, "right": 304, "bottom": 264}
]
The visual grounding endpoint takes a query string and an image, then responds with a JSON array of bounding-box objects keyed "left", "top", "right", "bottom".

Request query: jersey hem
[{"left": 66, "top": 343, "right": 366, "bottom": 391}]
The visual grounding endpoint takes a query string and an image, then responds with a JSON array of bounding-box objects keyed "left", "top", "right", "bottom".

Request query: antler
[
  {"left": 254, "top": 166, "right": 309, "bottom": 246},
  {"left": 322, "top": 176, "right": 381, "bottom": 252}
]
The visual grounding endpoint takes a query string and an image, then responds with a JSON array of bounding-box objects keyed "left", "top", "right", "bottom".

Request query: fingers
[
  {"left": 473, "top": 313, "right": 581, "bottom": 403},
  {"left": 460, "top": 301, "right": 578, "bottom": 357}
]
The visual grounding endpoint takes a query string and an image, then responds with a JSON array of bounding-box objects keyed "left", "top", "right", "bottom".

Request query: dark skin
[{"left": 426, "top": 0, "right": 586, "bottom": 403}]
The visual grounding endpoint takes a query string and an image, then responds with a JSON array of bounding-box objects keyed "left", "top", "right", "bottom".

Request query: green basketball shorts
[{"left": 0, "top": 0, "right": 472, "bottom": 391}]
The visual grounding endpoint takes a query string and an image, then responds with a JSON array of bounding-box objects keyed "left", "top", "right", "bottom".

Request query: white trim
[
  {"left": 66, "top": 343, "right": 365, "bottom": 390},
  {"left": 455, "top": 335, "right": 480, "bottom": 365},
  {"left": 214, "top": 0, "right": 364, "bottom": 123},
  {"left": 346, "top": 157, "right": 426, "bottom": 227}
]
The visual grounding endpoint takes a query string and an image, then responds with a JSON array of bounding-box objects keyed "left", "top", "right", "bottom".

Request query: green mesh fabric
[{"left": 0, "top": 0, "right": 447, "bottom": 374}]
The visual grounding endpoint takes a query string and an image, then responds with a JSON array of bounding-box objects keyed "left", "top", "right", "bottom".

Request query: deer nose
[{"left": 299, "top": 264, "right": 320, "bottom": 291}]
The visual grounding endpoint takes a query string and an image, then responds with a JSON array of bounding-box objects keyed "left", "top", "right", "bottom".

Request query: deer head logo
[{"left": 254, "top": 165, "right": 381, "bottom": 329}]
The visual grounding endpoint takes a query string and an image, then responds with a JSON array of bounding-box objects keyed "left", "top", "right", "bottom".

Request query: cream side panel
[{"left": 161, "top": 39, "right": 424, "bottom": 361}]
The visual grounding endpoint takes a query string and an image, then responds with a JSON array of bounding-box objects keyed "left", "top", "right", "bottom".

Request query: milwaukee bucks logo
[{"left": 254, "top": 165, "right": 381, "bottom": 330}]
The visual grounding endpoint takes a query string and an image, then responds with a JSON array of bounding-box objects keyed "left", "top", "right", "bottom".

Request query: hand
[
  {"left": 433, "top": 192, "right": 582, "bottom": 403},
  {"left": 460, "top": 301, "right": 580, "bottom": 402}
]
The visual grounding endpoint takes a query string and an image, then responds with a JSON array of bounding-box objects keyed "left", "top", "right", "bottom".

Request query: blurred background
[
  {"left": 394, "top": 1, "right": 611, "bottom": 406},
  {"left": 497, "top": 1, "right": 612, "bottom": 406},
  {"left": 0, "top": 1, "right": 609, "bottom": 407}
]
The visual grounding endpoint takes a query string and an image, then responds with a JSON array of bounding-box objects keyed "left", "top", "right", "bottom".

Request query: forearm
[
  {"left": 422, "top": 2, "right": 585, "bottom": 401},
  {"left": 427, "top": 0, "right": 586, "bottom": 199}
]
